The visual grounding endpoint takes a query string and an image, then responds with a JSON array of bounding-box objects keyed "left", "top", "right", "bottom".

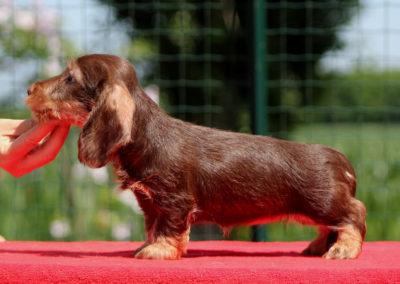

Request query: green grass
[
  {"left": 266, "top": 122, "right": 400, "bottom": 242},
  {"left": 1, "top": 122, "right": 399, "bottom": 242},
  {"left": 0, "top": 126, "right": 146, "bottom": 242}
]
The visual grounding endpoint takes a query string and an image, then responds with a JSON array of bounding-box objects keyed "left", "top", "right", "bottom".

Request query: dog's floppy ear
[{"left": 78, "top": 83, "right": 134, "bottom": 168}]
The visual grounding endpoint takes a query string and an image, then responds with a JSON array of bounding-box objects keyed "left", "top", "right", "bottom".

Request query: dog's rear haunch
[{"left": 26, "top": 54, "right": 366, "bottom": 260}]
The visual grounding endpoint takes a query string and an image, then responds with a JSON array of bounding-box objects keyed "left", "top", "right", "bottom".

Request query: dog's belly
[
  {"left": 242, "top": 214, "right": 317, "bottom": 226},
  {"left": 194, "top": 200, "right": 316, "bottom": 227},
  {"left": 200, "top": 213, "right": 317, "bottom": 228}
]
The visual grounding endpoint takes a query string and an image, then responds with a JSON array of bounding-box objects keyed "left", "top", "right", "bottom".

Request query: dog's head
[{"left": 26, "top": 54, "right": 137, "bottom": 168}]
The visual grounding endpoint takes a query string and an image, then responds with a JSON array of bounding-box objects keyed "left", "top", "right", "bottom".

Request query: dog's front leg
[
  {"left": 134, "top": 213, "right": 191, "bottom": 260},
  {"left": 133, "top": 190, "right": 192, "bottom": 260}
]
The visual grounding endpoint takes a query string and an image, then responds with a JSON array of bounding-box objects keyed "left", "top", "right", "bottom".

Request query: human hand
[{"left": 0, "top": 119, "right": 70, "bottom": 177}]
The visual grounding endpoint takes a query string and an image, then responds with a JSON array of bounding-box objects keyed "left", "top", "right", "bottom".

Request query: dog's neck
[{"left": 112, "top": 88, "right": 178, "bottom": 185}]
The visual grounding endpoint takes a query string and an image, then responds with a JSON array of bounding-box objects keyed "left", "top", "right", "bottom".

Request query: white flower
[
  {"left": 88, "top": 167, "right": 109, "bottom": 185},
  {"left": 115, "top": 187, "right": 142, "bottom": 214},
  {"left": 112, "top": 222, "right": 131, "bottom": 241},
  {"left": 37, "top": 7, "right": 58, "bottom": 34},
  {"left": 72, "top": 163, "right": 109, "bottom": 185},
  {"left": 0, "top": 0, "right": 11, "bottom": 5},
  {"left": 50, "top": 219, "right": 70, "bottom": 239},
  {"left": 14, "top": 10, "right": 35, "bottom": 30},
  {"left": 72, "top": 163, "right": 87, "bottom": 180},
  {"left": 0, "top": 2, "right": 11, "bottom": 24}
]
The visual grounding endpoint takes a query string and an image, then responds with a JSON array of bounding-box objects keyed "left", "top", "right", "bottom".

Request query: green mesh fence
[{"left": 0, "top": 0, "right": 399, "bottom": 242}]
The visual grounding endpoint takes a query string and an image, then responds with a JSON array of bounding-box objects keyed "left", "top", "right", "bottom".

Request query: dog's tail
[
  {"left": 332, "top": 147, "right": 357, "bottom": 197},
  {"left": 339, "top": 152, "right": 357, "bottom": 197},
  {"left": 344, "top": 169, "right": 357, "bottom": 197}
]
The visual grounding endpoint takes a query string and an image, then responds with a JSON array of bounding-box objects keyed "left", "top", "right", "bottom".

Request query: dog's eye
[{"left": 66, "top": 75, "right": 74, "bottom": 83}]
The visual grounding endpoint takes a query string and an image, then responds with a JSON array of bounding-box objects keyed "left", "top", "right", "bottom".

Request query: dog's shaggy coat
[{"left": 26, "top": 54, "right": 366, "bottom": 259}]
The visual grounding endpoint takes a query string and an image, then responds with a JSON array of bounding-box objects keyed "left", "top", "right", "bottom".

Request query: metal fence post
[
  {"left": 251, "top": 0, "right": 267, "bottom": 242},
  {"left": 253, "top": 0, "right": 267, "bottom": 135}
]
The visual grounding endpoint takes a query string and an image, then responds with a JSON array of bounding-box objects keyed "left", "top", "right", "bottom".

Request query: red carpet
[{"left": 0, "top": 241, "right": 399, "bottom": 283}]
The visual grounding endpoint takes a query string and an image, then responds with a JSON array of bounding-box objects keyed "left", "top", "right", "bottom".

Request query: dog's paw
[
  {"left": 134, "top": 239, "right": 180, "bottom": 260},
  {"left": 323, "top": 242, "right": 361, "bottom": 259},
  {"left": 0, "top": 236, "right": 5, "bottom": 242}
]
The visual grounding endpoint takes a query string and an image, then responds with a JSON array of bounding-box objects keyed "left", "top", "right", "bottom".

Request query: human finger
[
  {"left": 6, "top": 121, "right": 58, "bottom": 159},
  {"left": 10, "top": 119, "right": 36, "bottom": 136},
  {"left": 13, "top": 124, "right": 70, "bottom": 175},
  {"left": 0, "top": 119, "right": 34, "bottom": 136}
]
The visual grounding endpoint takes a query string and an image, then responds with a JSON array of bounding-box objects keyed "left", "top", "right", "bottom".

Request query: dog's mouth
[
  {"left": 25, "top": 96, "right": 52, "bottom": 121},
  {"left": 29, "top": 107, "right": 87, "bottom": 127},
  {"left": 26, "top": 97, "right": 88, "bottom": 127},
  {"left": 30, "top": 108, "right": 58, "bottom": 122},
  {"left": 25, "top": 99, "right": 60, "bottom": 123}
]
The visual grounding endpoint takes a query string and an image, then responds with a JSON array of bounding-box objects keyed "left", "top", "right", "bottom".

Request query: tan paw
[
  {"left": 134, "top": 238, "right": 180, "bottom": 260},
  {"left": 323, "top": 242, "right": 361, "bottom": 259},
  {"left": 0, "top": 235, "right": 5, "bottom": 242},
  {"left": 323, "top": 224, "right": 363, "bottom": 259}
]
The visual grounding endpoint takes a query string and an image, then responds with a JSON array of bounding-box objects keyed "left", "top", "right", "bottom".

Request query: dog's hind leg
[
  {"left": 301, "top": 181, "right": 366, "bottom": 259},
  {"left": 323, "top": 199, "right": 366, "bottom": 259}
]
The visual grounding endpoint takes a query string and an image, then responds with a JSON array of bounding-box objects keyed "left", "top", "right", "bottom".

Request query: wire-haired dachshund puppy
[{"left": 26, "top": 54, "right": 366, "bottom": 260}]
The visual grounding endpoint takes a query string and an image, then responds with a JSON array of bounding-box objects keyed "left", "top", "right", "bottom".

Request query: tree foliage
[{"left": 99, "top": 0, "right": 358, "bottom": 133}]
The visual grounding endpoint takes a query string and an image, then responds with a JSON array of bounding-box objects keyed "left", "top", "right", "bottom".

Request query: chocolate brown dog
[{"left": 26, "top": 54, "right": 366, "bottom": 260}]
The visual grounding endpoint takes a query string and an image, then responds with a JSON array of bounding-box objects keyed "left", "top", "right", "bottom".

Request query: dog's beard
[
  {"left": 31, "top": 109, "right": 56, "bottom": 121},
  {"left": 27, "top": 104, "right": 88, "bottom": 127}
]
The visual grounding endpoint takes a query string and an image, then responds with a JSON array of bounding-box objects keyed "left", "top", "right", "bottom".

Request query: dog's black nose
[{"left": 27, "top": 85, "right": 34, "bottom": 96}]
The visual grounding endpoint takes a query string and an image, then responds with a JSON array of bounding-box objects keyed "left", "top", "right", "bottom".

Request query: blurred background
[{"left": 0, "top": 0, "right": 399, "bottom": 242}]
